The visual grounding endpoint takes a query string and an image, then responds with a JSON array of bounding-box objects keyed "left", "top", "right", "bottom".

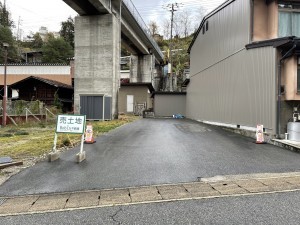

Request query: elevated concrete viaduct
[{"left": 63, "top": 0, "right": 164, "bottom": 118}]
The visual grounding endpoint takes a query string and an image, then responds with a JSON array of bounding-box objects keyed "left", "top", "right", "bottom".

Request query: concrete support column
[
  {"left": 130, "top": 54, "right": 140, "bottom": 83},
  {"left": 74, "top": 14, "right": 120, "bottom": 118},
  {"left": 154, "top": 64, "right": 163, "bottom": 91},
  {"left": 130, "top": 54, "right": 154, "bottom": 84}
]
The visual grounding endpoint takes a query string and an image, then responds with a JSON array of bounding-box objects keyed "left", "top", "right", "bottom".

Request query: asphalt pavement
[{"left": 1, "top": 118, "right": 300, "bottom": 196}]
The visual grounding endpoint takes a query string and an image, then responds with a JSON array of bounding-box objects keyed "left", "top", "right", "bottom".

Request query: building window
[
  {"left": 278, "top": 4, "right": 300, "bottom": 37},
  {"left": 206, "top": 21, "right": 209, "bottom": 31},
  {"left": 202, "top": 24, "right": 205, "bottom": 34}
]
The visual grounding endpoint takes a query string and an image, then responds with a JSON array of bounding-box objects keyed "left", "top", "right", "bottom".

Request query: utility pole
[
  {"left": 164, "top": 3, "right": 181, "bottom": 91},
  {"left": 2, "top": 43, "right": 9, "bottom": 127},
  {"left": 17, "top": 16, "right": 22, "bottom": 41}
]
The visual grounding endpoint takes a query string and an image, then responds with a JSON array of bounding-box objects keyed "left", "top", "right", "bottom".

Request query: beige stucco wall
[
  {"left": 253, "top": 0, "right": 278, "bottom": 41},
  {"left": 282, "top": 56, "right": 299, "bottom": 100},
  {"left": 253, "top": 0, "right": 269, "bottom": 41},
  {"left": 154, "top": 94, "right": 186, "bottom": 117},
  {"left": 0, "top": 75, "right": 72, "bottom": 86},
  {"left": 267, "top": 1, "right": 278, "bottom": 39},
  {"left": 118, "top": 85, "right": 151, "bottom": 113}
]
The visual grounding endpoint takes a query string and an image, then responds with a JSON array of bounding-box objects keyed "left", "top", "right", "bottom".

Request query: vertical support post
[
  {"left": 80, "top": 134, "right": 84, "bottom": 154},
  {"left": 25, "top": 108, "right": 28, "bottom": 123},
  {"left": 103, "top": 96, "right": 105, "bottom": 121},
  {"left": 2, "top": 43, "right": 9, "bottom": 127},
  {"left": 53, "top": 133, "right": 58, "bottom": 153},
  {"left": 76, "top": 133, "right": 86, "bottom": 163},
  {"left": 48, "top": 133, "right": 60, "bottom": 162}
]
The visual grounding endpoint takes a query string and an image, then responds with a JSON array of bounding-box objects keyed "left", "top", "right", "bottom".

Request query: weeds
[{"left": 0, "top": 115, "right": 139, "bottom": 160}]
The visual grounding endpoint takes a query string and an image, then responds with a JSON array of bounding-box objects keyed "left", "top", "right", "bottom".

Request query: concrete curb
[{"left": 1, "top": 172, "right": 300, "bottom": 216}]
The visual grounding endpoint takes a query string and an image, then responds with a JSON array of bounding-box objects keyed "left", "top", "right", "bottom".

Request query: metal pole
[
  {"left": 276, "top": 44, "right": 296, "bottom": 138},
  {"left": 164, "top": 3, "right": 180, "bottom": 92},
  {"left": 169, "top": 4, "right": 174, "bottom": 92},
  {"left": 2, "top": 43, "right": 9, "bottom": 127}
]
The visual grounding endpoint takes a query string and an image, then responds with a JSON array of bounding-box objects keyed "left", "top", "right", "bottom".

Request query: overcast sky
[{"left": 2, "top": 0, "right": 225, "bottom": 38}]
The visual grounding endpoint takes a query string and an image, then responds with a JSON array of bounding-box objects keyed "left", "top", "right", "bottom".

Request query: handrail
[{"left": 123, "top": 0, "right": 164, "bottom": 59}]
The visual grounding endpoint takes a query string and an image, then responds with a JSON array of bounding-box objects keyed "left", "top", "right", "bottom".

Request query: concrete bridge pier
[
  {"left": 130, "top": 54, "right": 156, "bottom": 84},
  {"left": 74, "top": 14, "right": 120, "bottom": 118}
]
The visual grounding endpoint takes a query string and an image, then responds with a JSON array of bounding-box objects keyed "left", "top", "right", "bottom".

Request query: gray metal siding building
[{"left": 187, "top": 0, "right": 277, "bottom": 132}]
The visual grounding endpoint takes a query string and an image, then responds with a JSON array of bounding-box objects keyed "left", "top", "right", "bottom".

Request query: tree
[
  {"left": 148, "top": 21, "right": 159, "bottom": 36},
  {"left": 41, "top": 36, "right": 73, "bottom": 63},
  {"left": 0, "top": 2, "right": 19, "bottom": 63},
  {"left": 194, "top": 6, "right": 207, "bottom": 31},
  {"left": 171, "top": 35, "right": 192, "bottom": 89},
  {"left": 0, "top": 25, "right": 19, "bottom": 63},
  {"left": 60, "top": 17, "right": 74, "bottom": 49},
  {"left": 178, "top": 10, "right": 192, "bottom": 38},
  {"left": 162, "top": 19, "right": 170, "bottom": 40},
  {"left": 32, "top": 33, "right": 43, "bottom": 49},
  {"left": 22, "top": 32, "right": 44, "bottom": 49},
  {"left": 0, "top": 2, "right": 13, "bottom": 28}
]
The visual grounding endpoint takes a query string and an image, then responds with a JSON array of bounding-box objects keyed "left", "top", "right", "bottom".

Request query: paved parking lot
[{"left": 1, "top": 118, "right": 300, "bottom": 196}]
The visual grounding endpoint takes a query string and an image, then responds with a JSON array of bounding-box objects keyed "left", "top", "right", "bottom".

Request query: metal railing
[{"left": 123, "top": 0, "right": 164, "bottom": 59}]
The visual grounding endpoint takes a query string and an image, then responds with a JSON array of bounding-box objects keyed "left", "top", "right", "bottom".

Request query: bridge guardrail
[{"left": 123, "top": 0, "right": 164, "bottom": 59}]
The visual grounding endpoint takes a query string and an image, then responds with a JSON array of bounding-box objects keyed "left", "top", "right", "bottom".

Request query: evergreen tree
[
  {"left": 32, "top": 33, "right": 43, "bottom": 49},
  {"left": 0, "top": 2, "right": 19, "bottom": 63},
  {"left": 0, "top": 25, "right": 19, "bottom": 63},
  {"left": 60, "top": 17, "right": 74, "bottom": 49},
  {"left": 41, "top": 36, "right": 73, "bottom": 63},
  {"left": 0, "top": 2, "right": 13, "bottom": 28}
]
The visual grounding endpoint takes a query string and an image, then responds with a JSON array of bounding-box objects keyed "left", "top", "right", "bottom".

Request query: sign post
[{"left": 49, "top": 114, "right": 86, "bottom": 163}]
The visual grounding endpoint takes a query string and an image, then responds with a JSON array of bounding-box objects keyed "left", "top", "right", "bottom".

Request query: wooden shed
[{"left": 9, "top": 76, "right": 74, "bottom": 112}]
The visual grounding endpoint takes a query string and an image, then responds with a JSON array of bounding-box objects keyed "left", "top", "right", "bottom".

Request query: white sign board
[{"left": 56, "top": 115, "right": 86, "bottom": 134}]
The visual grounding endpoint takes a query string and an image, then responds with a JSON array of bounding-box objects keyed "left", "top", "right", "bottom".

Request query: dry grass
[{"left": 0, "top": 115, "right": 139, "bottom": 161}]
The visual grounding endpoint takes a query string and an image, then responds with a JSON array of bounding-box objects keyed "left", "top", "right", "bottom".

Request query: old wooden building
[{"left": 10, "top": 76, "right": 73, "bottom": 112}]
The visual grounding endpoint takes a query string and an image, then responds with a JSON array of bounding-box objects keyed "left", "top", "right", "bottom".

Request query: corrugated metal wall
[
  {"left": 80, "top": 96, "right": 104, "bottom": 120},
  {"left": 187, "top": 0, "right": 278, "bottom": 132},
  {"left": 190, "top": 0, "right": 250, "bottom": 74},
  {"left": 186, "top": 47, "right": 277, "bottom": 130}
]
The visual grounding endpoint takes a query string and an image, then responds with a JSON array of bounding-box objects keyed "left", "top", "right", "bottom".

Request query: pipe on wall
[
  {"left": 277, "top": 43, "right": 297, "bottom": 138},
  {"left": 250, "top": 0, "right": 254, "bottom": 42}
]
